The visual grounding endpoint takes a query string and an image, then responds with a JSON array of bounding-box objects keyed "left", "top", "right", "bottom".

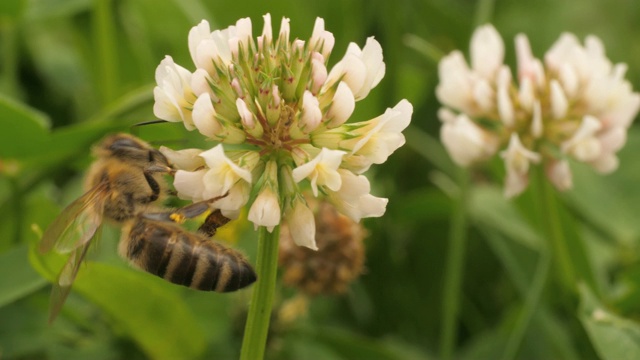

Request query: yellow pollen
[{"left": 170, "top": 213, "right": 186, "bottom": 224}]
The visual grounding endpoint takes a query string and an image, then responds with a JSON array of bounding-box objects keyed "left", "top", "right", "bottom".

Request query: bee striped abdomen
[{"left": 122, "top": 218, "right": 256, "bottom": 292}]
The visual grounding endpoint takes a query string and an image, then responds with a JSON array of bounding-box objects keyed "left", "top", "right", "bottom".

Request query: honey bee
[{"left": 40, "top": 133, "right": 256, "bottom": 322}]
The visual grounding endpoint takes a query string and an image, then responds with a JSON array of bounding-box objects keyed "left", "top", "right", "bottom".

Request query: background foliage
[{"left": 2, "top": 0, "right": 640, "bottom": 359}]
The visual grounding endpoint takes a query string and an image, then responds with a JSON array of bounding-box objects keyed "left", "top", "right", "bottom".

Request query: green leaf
[
  {"left": 0, "top": 0, "right": 25, "bottom": 18},
  {"left": 29, "top": 244, "right": 207, "bottom": 360},
  {"left": 312, "top": 326, "right": 432, "bottom": 360},
  {"left": 0, "top": 244, "right": 47, "bottom": 308},
  {"left": 579, "top": 284, "right": 640, "bottom": 360},
  {"left": 0, "top": 94, "right": 50, "bottom": 158}
]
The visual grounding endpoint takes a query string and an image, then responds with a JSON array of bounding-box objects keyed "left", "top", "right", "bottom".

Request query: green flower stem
[
  {"left": 440, "top": 168, "right": 470, "bottom": 360},
  {"left": 539, "top": 172, "right": 575, "bottom": 288},
  {"left": 240, "top": 225, "right": 280, "bottom": 360},
  {"left": 501, "top": 245, "right": 550, "bottom": 360},
  {"left": 500, "top": 167, "right": 563, "bottom": 360}
]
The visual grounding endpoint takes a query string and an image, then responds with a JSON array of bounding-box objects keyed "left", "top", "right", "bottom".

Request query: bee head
[{"left": 96, "top": 133, "right": 172, "bottom": 171}]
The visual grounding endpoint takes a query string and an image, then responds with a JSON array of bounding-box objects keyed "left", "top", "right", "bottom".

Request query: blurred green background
[{"left": 2, "top": 0, "right": 640, "bottom": 359}]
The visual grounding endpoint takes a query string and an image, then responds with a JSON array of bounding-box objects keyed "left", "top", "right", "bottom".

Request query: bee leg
[
  {"left": 142, "top": 172, "right": 161, "bottom": 203},
  {"left": 141, "top": 193, "right": 229, "bottom": 223},
  {"left": 197, "top": 209, "right": 231, "bottom": 237}
]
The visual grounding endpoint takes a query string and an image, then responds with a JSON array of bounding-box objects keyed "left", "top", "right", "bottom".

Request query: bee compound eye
[{"left": 109, "top": 137, "right": 144, "bottom": 151}]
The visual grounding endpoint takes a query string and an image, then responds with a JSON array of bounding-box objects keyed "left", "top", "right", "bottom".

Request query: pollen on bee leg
[{"left": 170, "top": 213, "right": 186, "bottom": 223}]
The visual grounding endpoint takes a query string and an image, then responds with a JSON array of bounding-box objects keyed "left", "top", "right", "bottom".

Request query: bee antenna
[{"left": 133, "top": 119, "right": 170, "bottom": 127}]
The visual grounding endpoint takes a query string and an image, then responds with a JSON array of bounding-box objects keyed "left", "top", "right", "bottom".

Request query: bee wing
[
  {"left": 47, "top": 223, "right": 103, "bottom": 323},
  {"left": 39, "top": 183, "right": 108, "bottom": 254}
]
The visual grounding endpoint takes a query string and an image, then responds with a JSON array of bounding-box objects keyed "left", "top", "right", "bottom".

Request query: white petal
[
  {"left": 325, "top": 82, "right": 355, "bottom": 128},
  {"left": 354, "top": 37, "right": 385, "bottom": 99},
  {"left": 328, "top": 170, "right": 388, "bottom": 222},
  {"left": 590, "top": 153, "right": 619, "bottom": 173},
  {"left": 546, "top": 160, "right": 573, "bottom": 191},
  {"left": 550, "top": 80, "right": 568, "bottom": 119},
  {"left": 214, "top": 180, "right": 251, "bottom": 212},
  {"left": 473, "top": 79, "right": 494, "bottom": 112},
  {"left": 350, "top": 100, "right": 413, "bottom": 164},
  {"left": 192, "top": 93, "right": 221, "bottom": 138},
  {"left": 159, "top": 147, "right": 204, "bottom": 171},
  {"left": 531, "top": 101, "right": 543, "bottom": 138},
  {"left": 497, "top": 83, "right": 514, "bottom": 126},
  {"left": 561, "top": 115, "right": 602, "bottom": 161},
  {"left": 189, "top": 20, "right": 212, "bottom": 67},
  {"left": 501, "top": 133, "right": 541, "bottom": 175},
  {"left": 436, "top": 51, "right": 473, "bottom": 112},
  {"left": 248, "top": 187, "right": 281, "bottom": 231},
  {"left": 199, "top": 145, "right": 253, "bottom": 189},
  {"left": 471, "top": 24, "right": 504, "bottom": 78},
  {"left": 236, "top": 98, "right": 255, "bottom": 129},
  {"left": 300, "top": 91, "right": 322, "bottom": 132},
  {"left": 173, "top": 170, "right": 207, "bottom": 201},
  {"left": 504, "top": 169, "right": 529, "bottom": 198},
  {"left": 440, "top": 112, "right": 498, "bottom": 166},
  {"left": 309, "top": 17, "right": 335, "bottom": 59},
  {"left": 292, "top": 148, "right": 346, "bottom": 197},
  {"left": 310, "top": 54, "right": 328, "bottom": 95},
  {"left": 260, "top": 13, "right": 273, "bottom": 45},
  {"left": 559, "top": 63, "right": 579, "bottom": 98},
  {"left": 518, "top": 77, "right": 535, "bottom": 112},
  {"left": 286, "top": 198, "right": 317, "bottom": 250}
]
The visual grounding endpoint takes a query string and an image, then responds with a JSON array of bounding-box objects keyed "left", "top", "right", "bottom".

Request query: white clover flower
[
  {"left": 501, "top": 134, "right": 541, "bottom": 198},
  {"left": 439, "top": 109, "right": 499, "bottom": 166},
  {"left": 435, "top": 24, "right": 640, "bottom": 196},
  {"left": 153, "top": 56, "right": 197, "bottom": 129},
  {"left": 155, "top": 15, "right": 411, "bottom": 249},
  {"left": 283, "top": 195, "right": 317, "bottom": 250}
]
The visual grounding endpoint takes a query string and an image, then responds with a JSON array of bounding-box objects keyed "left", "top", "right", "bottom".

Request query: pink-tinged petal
[
  {"left": 299, "top": 91, "right": 322, "bottom": 133},
  {"left": 236, "top": 98, "right": 255, "bottom": 129}
]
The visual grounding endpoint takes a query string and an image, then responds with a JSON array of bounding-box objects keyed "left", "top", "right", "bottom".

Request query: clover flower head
[
  {"left": 155, "top": 15, "right": 412, "bottom": 249},
  {"left": 436, "top": 24, "right": 640, "bottom": 197}
]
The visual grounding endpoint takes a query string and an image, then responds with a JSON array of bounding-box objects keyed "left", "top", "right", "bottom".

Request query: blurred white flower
[
  {"left": 439, "top": 109, "right": 499, "bottom": 166},
  {"left": 501, "top": 134, "right": 541, "bottom": 198},
  {"left": 435, "top": 24, "right": 640, "bottom": 196},
  {"left": 155, "top": 15, "right": 411, "bottom": 244}
]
